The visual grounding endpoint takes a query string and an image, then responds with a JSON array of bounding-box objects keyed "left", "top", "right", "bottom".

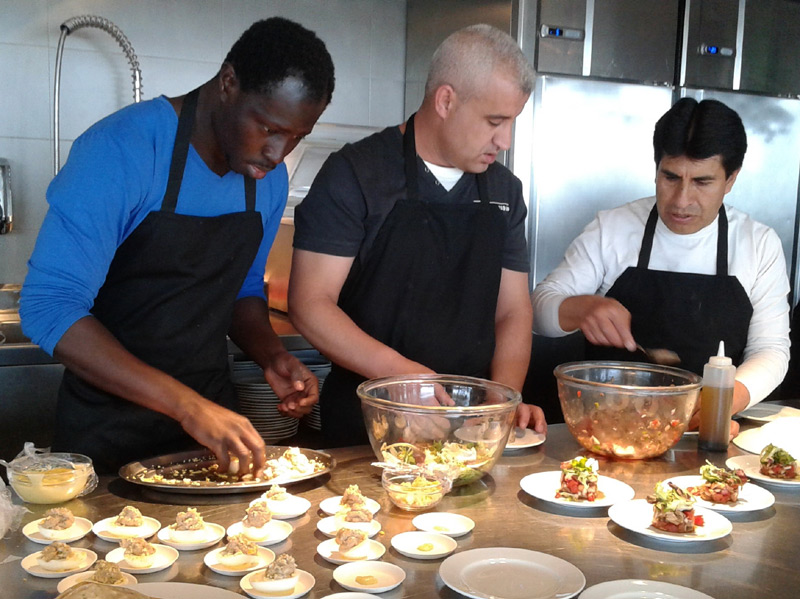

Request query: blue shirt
[{"left": 21, "top": 96, "right": 287, "bottom": 355}]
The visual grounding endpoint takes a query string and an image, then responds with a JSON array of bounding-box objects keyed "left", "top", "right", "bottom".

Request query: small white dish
[
  {"left": 520, "top": 471, "right": 635, "bottom": 508},
  {"left": 157, "top": 522, "right": 225, "bottom": 550},
  {"left": 726, "top": 455, "right": 800, "bottom": 487},
  {"left": 21, "top": 548, "right": 97, "bottom": 578},
  {"left": 320, "top": 496, "right": 381, "bottom": 517},
  {"left": 663, "top": 475, "right": 775, "bottom": 512},
  {"left": 23, "top": 517, "right": 93, "bottom": 545},
  {"left": 250, "top": 495, "right": 312, "bottom": 519},
  {"left": 106, "top": 543, "right": 179, "bottom": 573},
  {"left": 240, "top": 568, "right": 314, "bottom": 599},
  {"left": 504, "top": 427, "right": 546, "bottom": 451},
  {"left": 580, "top": 579, "right": 715, "bottom": 599},
  {"left": 204, "top": 545, "right": 275, "bottom": 576},
  {"left": 93, "top": 516, "right": 161, "bottom": 542},
  {"left": 317, "top": 538, "right": 385, "bottom": 564},
  {"left": 390, "top": 531, "right": 456, "bottom": 559},
  {"left": 608, "top": 499, "right": 732, "bottom": 542},
  {"left": 317, "top": 516, "right": 381, "bottom": 538},
  {"left": 56, "top": 569, "right": 137, "bottom": 593},
  {"left": 321, "top": 594, "right": 382, "bottom": 599},
  {"left": 412, "top": 512, "right": 474, "bottom": 537},
  {"left": 738, "top": 403, "right": 800, "bottom": 423},
  {"left": 333, "top": 561, "right": 405, "bottom": 593},
  {"left": 226, "top": 520, "right": 293, "bottom": 546}
]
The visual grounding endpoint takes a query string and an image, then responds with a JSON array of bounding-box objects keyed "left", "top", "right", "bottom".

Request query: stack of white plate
[{"left": 232, "top": 361, "right": 299, "bottom": 443}]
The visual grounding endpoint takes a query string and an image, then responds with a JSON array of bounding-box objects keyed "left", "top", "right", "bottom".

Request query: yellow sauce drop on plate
[
  {"left": 355, "top": 575, "right": 378, "bottom": 585},
  {"left": 416, "top": 543, "right": 434, "bottom": 552}
]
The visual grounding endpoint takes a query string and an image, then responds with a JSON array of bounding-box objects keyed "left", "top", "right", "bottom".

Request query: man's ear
[
  {"left": 433, "top": 84, "right": 457, "bottom": 120},
  {"left": 724, "top": 168, "right": 741, "bottom": 194},
  {"left": 218, "top": 62, "right": 239, "bottom": 102}
]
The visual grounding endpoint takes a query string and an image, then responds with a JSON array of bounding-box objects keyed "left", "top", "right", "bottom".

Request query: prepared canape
[
  {"left": 340, "top": 484, "right": 367, "bottom": 508},
  {"left": 334, "top": 527, "right": 369, "bottom": 558},
  {"left": 107, "top": 506, "right": 149, "bottom": 537},
  {"left": 87, "top": 560, "right": 127, "bottom": 585},
  {"left": 688, "top": 460, "right": 748, "bottom": 503},
  {"left": 217, "top": 533, "right": 259, "bottom": 567},
  {"left": 120, "top": 537, "right": 157, "bottom": 569},
  {"left": 250, "top": 553, "right": 299, "bottom": 593},
  {"left": 240, "top": 501, "right": 272, "bottom": 542},
  {"left": 38, "top": 507, "right": 78, "bottom": 540},
  {"left": 555, "top": 456, "right": 599, "bottom": 502},
  {"left": 36, "top": 541, "right": 86, "bottom": 571},
  {"left": 759, "top": 443, "right": 798, "bottom": 479},
  {"left": 168, "top": 507, "right": 207, "bottom": 543},
  {"left": 55, "top": 581, "right": 148, "bottom": 598},
  {"left": 646, "top": 481, "right": 703, "bottom": 533}
]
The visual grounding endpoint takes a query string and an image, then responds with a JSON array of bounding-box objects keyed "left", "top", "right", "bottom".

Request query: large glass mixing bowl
[
  {"left": 555, "top": 361, "right": 702, "bottom": 459},
  {"left": 358, "top": 374, "right": 520, "bottom": 486}
]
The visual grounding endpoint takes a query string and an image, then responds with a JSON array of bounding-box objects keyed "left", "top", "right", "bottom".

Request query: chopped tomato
[{"left": 694, "top": 514, "right": 705, "bottom": 527}]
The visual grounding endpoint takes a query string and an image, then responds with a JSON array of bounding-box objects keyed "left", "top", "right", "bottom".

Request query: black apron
[
  {"left": 586, "top": 204, "right": 753, "bottom": 375},
  {"left": 52, "top": 88, "right": 264, "bottom": 473},
  {"left": 320, "top": 114, "right": 507, "bottom": 447}
]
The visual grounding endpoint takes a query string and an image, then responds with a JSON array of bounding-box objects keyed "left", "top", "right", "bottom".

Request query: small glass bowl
[
  {"left": 381, "top": 470, "right": 446, "bottom": 512},
  {"left": 5, "top": 452, "right": 96, "bottom": 504}
]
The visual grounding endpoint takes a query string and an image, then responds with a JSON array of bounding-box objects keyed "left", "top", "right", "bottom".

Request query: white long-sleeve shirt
[{"left": 532, "top": 196, "right": 790, "bottom": 407}]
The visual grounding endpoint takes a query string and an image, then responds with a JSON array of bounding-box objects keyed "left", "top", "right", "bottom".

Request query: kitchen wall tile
[
  {"left": 370, "top": 0, "right": 406, "bottom": 79},
  {"left": 0, "top": 0, "right": 49, "bottom": 46},
  {"left": 0, "top": 45, "right": 51, "bottom": 140},
  {"left": 321, "top": 76, "right": 371, "bottom": 126},
  {"left": 369, "top": 78, "right": 405, "bottom": 127},
  {"left": 139, "top": 56, "right": 221, "bottom": 100}
]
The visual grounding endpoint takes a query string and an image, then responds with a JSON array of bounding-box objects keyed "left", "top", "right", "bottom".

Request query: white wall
[{"left": 0, "top": 0, "right": 407, "bottom": 283}]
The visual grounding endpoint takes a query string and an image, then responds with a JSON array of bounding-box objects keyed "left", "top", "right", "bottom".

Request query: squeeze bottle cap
[{"left": 709, "top": 340, "right": 733, "bottom": 366}]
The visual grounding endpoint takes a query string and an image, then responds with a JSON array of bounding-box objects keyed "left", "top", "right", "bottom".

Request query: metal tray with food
[{"left": 118, "top": 446, "right": 334, "bottom": 494}]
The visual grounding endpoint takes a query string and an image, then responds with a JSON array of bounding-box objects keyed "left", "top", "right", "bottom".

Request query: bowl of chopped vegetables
[
  {"left": 358, "top": 374, "right": 520, "bottom": 487},
  {"left": 381, "top": 470, "right": 446, "bottom": 511},
  {"left": 554, "top": 361, "right": 701, "bottom": 459}
]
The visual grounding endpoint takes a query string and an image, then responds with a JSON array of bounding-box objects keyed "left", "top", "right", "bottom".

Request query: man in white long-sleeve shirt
[{"left": 532, "top": 98, "right": 790, "bottom": 429}]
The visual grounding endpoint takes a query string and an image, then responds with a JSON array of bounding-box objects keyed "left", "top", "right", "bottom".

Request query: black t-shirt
[{"left": 294, "top": 126, "right": 529, "bottom": 272}]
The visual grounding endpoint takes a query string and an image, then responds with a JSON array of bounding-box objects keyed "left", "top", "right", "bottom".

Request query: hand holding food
[{"left": 263, "top": 350, "right": 319, "bottom": 418}]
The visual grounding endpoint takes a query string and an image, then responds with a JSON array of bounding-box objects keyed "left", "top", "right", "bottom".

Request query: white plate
[
  {"left": 663, "top": 475, "right": 775, "bottom": 512},
  {"left": 608, "top": 499, "right": 732, "bottom": 542},
  {"left": 439, "top": 547, "right": 585, "bottom": 599},
  {"left": 21, "top": 548, "right": 97, "bottom": 578},
  {"left": 106, "top": 543, "right": 179, "bottom": 573},
  {"left": 333, "top": 561, "right": 406, "bottom": 593},
  {"left": 320, "top": 594, "right": 381, "bottom": 599},
  {"left": 23, "top": 517, "right": 93, "bottom": 544},
  {"left": 412, "top": 512, "right": 475, "bottom": 537},
  {"left": 390, "top": 531, "right": 456, "bottom": 559},
  {"left": 726, "top": 455, "right": 800, "bottom": 487},
  {"left": 317, "top": 538, "right": 386, "bottom": 564},
  {"left": 56, "top": 569, "right": 137, "bottom": 593},
  {"left": 504, "top": 428, "right": 546, "bottom": 451},
  {"left": 204, "top": 546, "right": 275, "bottom": 576},
  {"left": 92, "top": 516, "right": 161, "bottom": 542},
  {"left": 732, "top": 418, "right": 800, "bottom": 456},
  {"left": 320, "top": 496, "right": 381, "bottom": 517},
  {"left": 580, "top": 579, "right": 715, "bottom": 599},
  {"left": 738, "top": 403, "right": 800, "bottom": 423},
  {"left": 227, "top": 520, "right": 294, "bottom": 545},
  {"left": 250, "top": 495, "right": 312, "bottom": 519},
  {"left": 240, "top": 569, "right": 314, "bottom": 599},
  {"left": 519, "top": 472, "right": 635, "bottom": 508},
  {"left": 317, "top": 516, "right": 381, "bottom": 538},
  {"left": 137, "top": 582, "right": 244, "bottom": 598},
  {"left": 156, "top": 522, "right": 225, "bottom": 550}
]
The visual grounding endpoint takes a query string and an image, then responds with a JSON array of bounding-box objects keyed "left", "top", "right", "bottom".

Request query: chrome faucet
[{"left": 0, "top": 158, "right": 11, "bottom": 234}]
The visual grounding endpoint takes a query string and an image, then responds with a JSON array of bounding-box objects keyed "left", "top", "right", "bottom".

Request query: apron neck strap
[
  {"left": 162, "top": 87, "right": 256, "bottom": 213},
  {"left": 638, "top": 203, "right": 729, "bottom": 275}
]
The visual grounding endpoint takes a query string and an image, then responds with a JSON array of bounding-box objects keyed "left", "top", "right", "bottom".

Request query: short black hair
[
  {"left": 224, "top": 17, "right": 335, "bottom": 105},
  {"left": 653, "top": 98, "right": 747, "bottom": 178}
]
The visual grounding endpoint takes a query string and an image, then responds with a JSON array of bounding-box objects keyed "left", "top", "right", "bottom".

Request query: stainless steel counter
[{"left": 2, "top": 421, "right": 797, "bottom": 598}]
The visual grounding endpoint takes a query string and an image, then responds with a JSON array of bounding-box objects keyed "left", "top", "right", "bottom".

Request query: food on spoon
[
  {"left": 240, "top": 501, "right": 273, "bottom": 542},
  {"left": 687, "top": 460, "right": 748, "bottom": 503},
  {"left": 646, "top": 481, "right": 703, "bottom": 533},
  {"left": 334, "top": 527, "right": 369, "bottom": 558},
  {"left": 121, "top": 537, "right": 157, "bottom": 569},
  {"left": 217, "top": 533, "right": 259, "bottom": 568},
  {"left": 108, "top": 506, "right": 148, "bottom": 538},
  {"left": 168, "top": 507, "right": 207, "bottom": 543},
  {"left": 555, "top": 456, "right": 600, "bottom": 502},
  {"left": 88, "top": 560, "right": 126, "bottom": 585},
  {"left": 36, "top": 541, "right": 85, "bottom": 571},
  {"left": 55, "top": 581, "right": 151, "bottom": 598},
  {"left": 38, "top": 507, "right": 78, "bottom": 540},
  {"left": 759, "top": 444, "right": 798, "bottom": 479},
  {"left": 250, "top": 553, "right": 299, "bottom": 593}
]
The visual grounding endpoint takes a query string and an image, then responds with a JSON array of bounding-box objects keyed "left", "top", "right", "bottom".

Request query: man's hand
[
  {"left": 559, "top": 295, "right": 637, "bottom": 351},
  {"left": 514, "top": 403, "right": 547, "bottom": 434},
  {"left": 263, "top": 350, "right": 319, "bottom": 418},
  {"left": 178, "top": 395, "right": 267, "bottom": 476}
]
